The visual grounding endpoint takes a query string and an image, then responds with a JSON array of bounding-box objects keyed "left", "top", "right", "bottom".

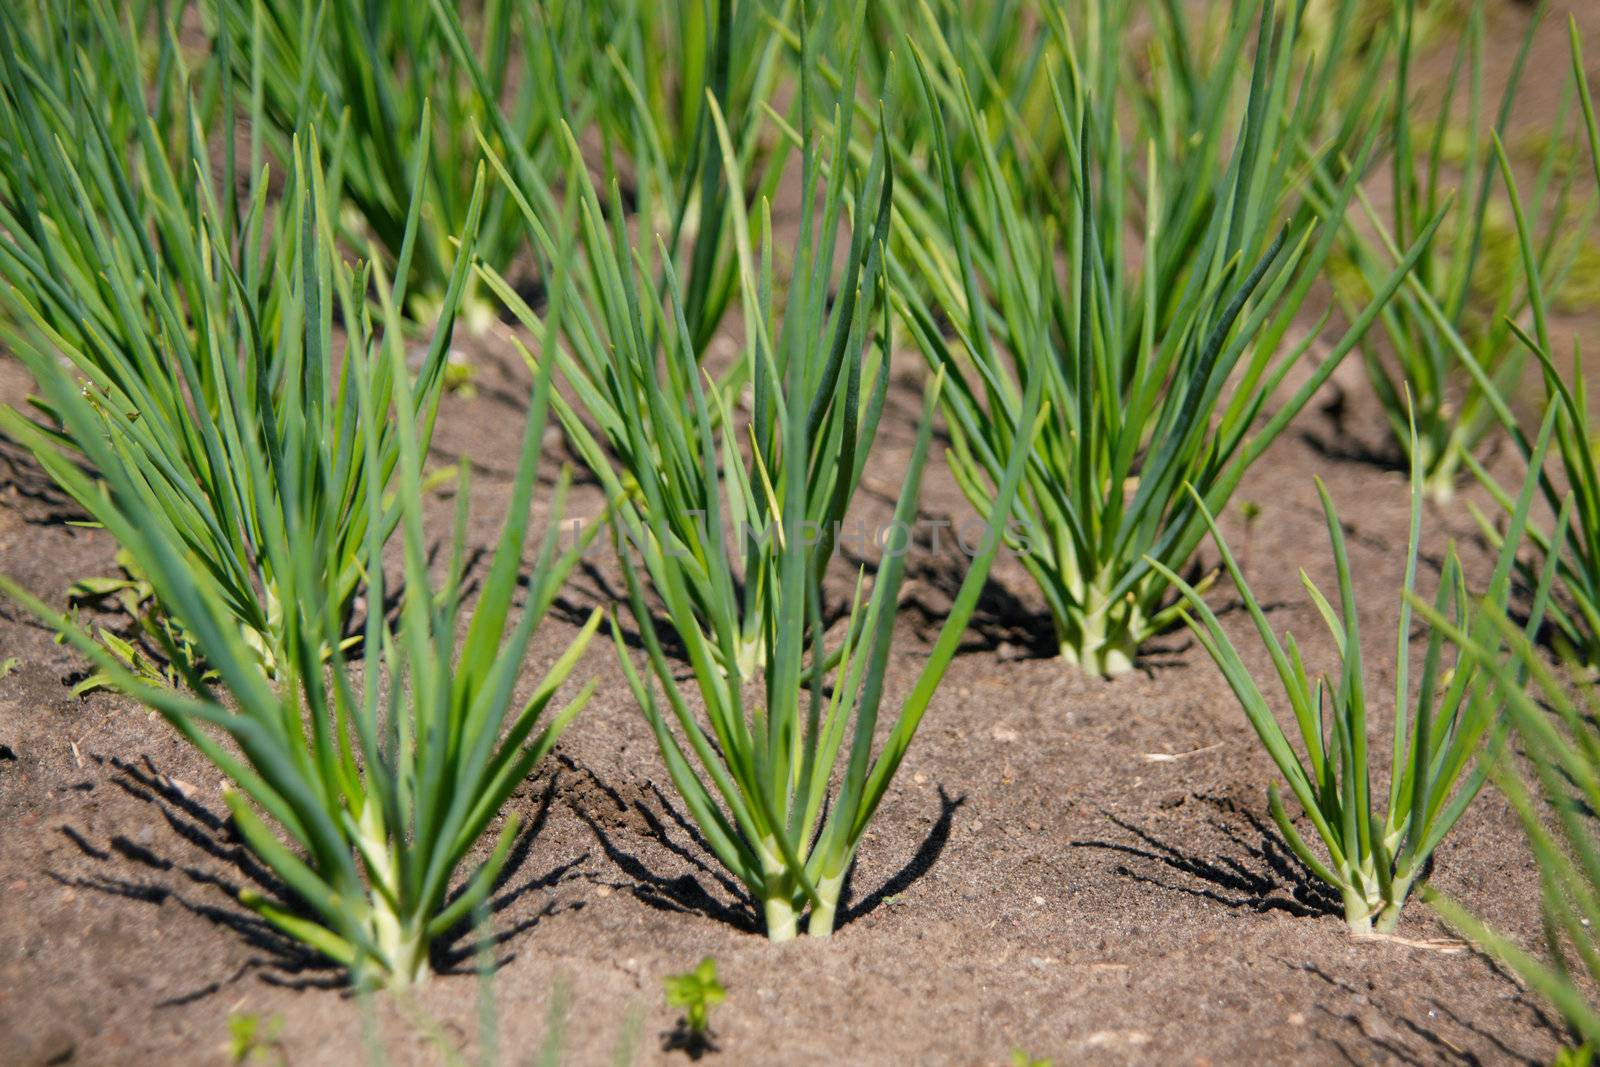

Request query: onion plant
[
  {"left": 201, "top": 0, "right": 580, "bottom": 323},
  {"left": 1462, "top": 19, "right": 1600, "bottom": 668},
  {"left": 607, "top": 262, "right": 1040, "bottom": 942},
  {"left": 1154, "top": 412, "right": 1560, "bottom": 933},
  {"left": 0, "top": 0, "right": 200, "bottom": 159},
  {"left": 1489, "top": 339, "right": 1600, "bottom": 669},
  {"left": 474, "top": 1, "right": 882, "bottom": 677},
  {"left": 1, "top": 217, "right": 598, "bottom": 988},
  {"left": 1421, "top": 614, "right": 1600, "bottom": 1054},
  {"left": 506, "top": 8, "right": 1041, "bottom": 939},
  {"left": 890, "top": 0, "right": 1446, "bottom": 674},
  {"left": 1324, "top": 0, "right": 1586, "bottom": 501},
  {"left": 0, "top": 3, "right": 479, "bottom": 682}
]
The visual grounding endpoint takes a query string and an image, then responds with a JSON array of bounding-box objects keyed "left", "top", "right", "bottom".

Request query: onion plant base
[
  {"left": 1053, "top": 593, "right": 1141, "bottom": 677},
  {"left": 1268, "top": 785, "right": 1408, "bottom": 935},
  {"left": 763, "top": 899, "right": 800, "bottom": 944}
]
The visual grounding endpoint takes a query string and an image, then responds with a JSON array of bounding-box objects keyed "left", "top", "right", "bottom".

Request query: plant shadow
[
  {"left": 1293, "top": 959, "right": 1566, "bottom": 1067},
  {"left": 1299, "top": 427, "right": 1411, "bottom": 479},
  {"left": 1071, "top": 804, "right": 1342, "bottom": 919},
  {"left": 660, "top": 1024, "right": 719, "bottom": 1061},
  {"left": 50, "top": 755, "right": 580, "bottom": 1003},
  {"left": 0, "top": 434, "right": 86, "bottom": 527},
  {"left": 563, "top": 756, "right": 963, "bottom": 936}
]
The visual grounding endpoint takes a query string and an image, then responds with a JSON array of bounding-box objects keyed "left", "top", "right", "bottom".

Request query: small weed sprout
[
  {"left": 227, "top": 1012, "right": 285, "bottom": 1065},
  {"left": 665, "top": 957, "right": 726, "bottom": 1040}
]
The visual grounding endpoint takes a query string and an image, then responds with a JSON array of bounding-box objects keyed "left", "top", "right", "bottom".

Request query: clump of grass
[
  {"left": 63, "top": 550, "right": 215, "bottom": 695},
  {"left": 1156, "top": 411, "right": 1558, "bottom": 933},
  {"left": 2, "top": 251, "right": 599, "bottom": 988},
  {"left": 890, "top": 0, "right": 1444, "bottom": 674},
  {"left": 0, "top": 3, "right": 479, "bottom": 682},
  {"left": 1323, "top": 0, "right": 1586, "bottom": 502}
]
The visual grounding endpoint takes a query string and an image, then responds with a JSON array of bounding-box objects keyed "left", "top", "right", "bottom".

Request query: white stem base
[
  {"left": 356, "top": 803, "right": 431, "bottom": 989},
  {"left": 764, "top": 897, "right": 799, "bottom": 943}
]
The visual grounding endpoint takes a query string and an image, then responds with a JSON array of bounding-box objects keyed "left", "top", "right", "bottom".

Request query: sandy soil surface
[{"left": 3, "top": 2, "right": 1599, "bottom": 1064}]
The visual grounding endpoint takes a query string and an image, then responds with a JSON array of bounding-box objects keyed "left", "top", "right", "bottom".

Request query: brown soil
[{"left": 3, "top": 3, "right": 1600, "bottom": 1065}]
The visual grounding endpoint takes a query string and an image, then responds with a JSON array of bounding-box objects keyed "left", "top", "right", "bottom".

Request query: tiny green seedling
[
  {"left": 0, "top": 658, "right": 17, "bottom": 679},
  {"left": 1012, "top": 1052, "right": 1053, "bottom": 1067},
  {"left": 226, "top": 1011, "right": 284, "bottom": 1065},
  {"left": 665, "top": 957, "right": 726, "bottom": 1040},
  {"left": 1553, "top": 1044, "right": 1597, "bottom": 1067},
  {"left": 1239, "top": 500, "right": 1265, "bottom": 579},
  {"left": 442, "top": 354, "right": 479, "bottom": 399}
]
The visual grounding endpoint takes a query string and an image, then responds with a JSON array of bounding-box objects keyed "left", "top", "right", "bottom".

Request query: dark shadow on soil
[
  {"left": 836, "top": 787, "right": 963, "bottom": 928},
  {"left": 496, "top": 273, "right": 548, "bottom": 327},
  {"left": 1299, "top": 427, "right": 1410, "bottom": 478},
  {"left": 661, "top": 1024, "right": 718, "bottom": 1061},
  {"left": 562, "top": 758, "right": 761, "bottom": 934},
  {"left": 52, "top": 756, "right": 343, "bottom": 996},
  {"left": 50, "top": 755, "right": 580, "bottom": 999},
  {"left": 1424, "top": 995, "right": 1557, "bottom": 1067},
  {"left": 0, "top": 434, "right": 86, "bottom": 527},
  {"left": 1072, "top": 806, "right": 1343, "bottom": 919},
  {"left": 1295, "top": 383, "right": 1410, "bottom": 479},
  {"left": 1295, "top": 960, "right": 1534, "bottom": 1067},
  {"left": 431, "top": 771, "right": 589, "bottom": 975},
  {"left": 565, "top": 570, "right": 699, "bottom": 680},
  {"left": 897, "top": 550, "right": 1059, "bottom": 660},
  {"left": 564, "top": 756, "right": 964, "bottom": 937}
]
